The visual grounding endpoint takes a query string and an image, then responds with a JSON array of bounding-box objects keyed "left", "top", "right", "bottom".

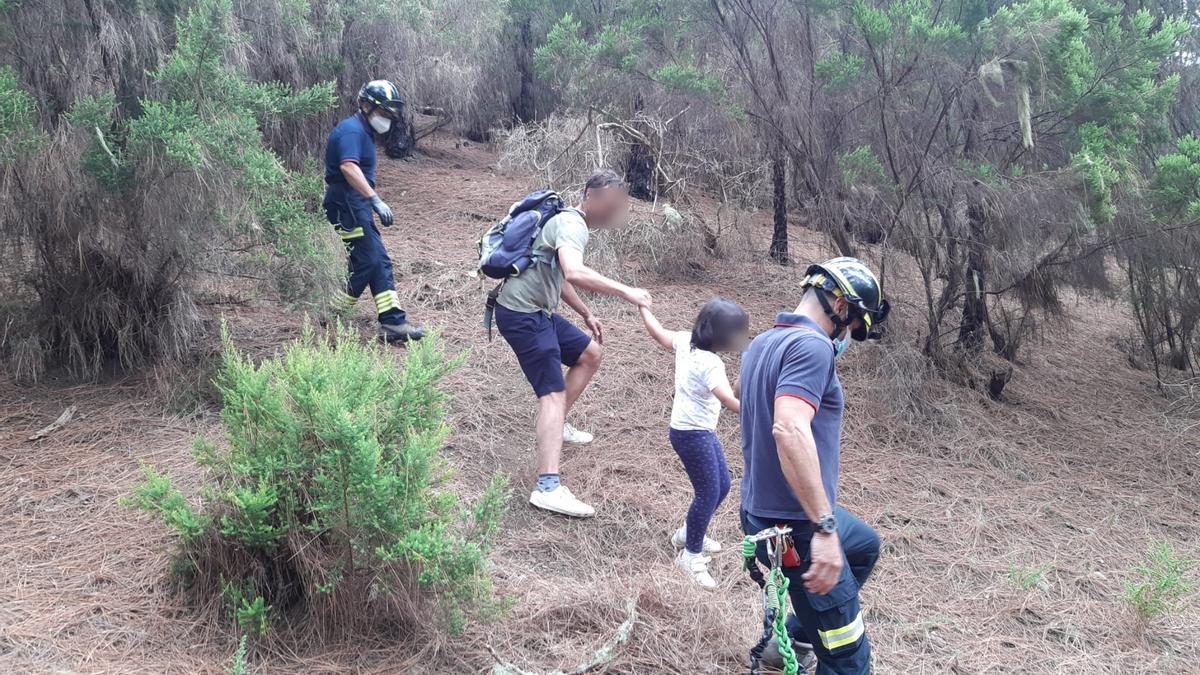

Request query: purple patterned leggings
[{"left": 668, "top": 428, "right": 732, "bottom": 554}]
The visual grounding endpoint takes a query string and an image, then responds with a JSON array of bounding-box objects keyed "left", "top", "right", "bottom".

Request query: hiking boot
[
  {"left": 675, "top": 549, "right": 717, "bottom": 589},
  {"left": 529, "top": 485, "right": 595, "bottom": 518},
  {"left": 761, "top": 634, "right": 817, "bottom": 672},
  {"left": 671, "top": 525, "right": 722, "bottom": 553},
  {"left": 563, "top": 422, "right": 593, "bottom": 445},
  {"left": 379, "top": 321, "right": 425, "bottom": 344}
]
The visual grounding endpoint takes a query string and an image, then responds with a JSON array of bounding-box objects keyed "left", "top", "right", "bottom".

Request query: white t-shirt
[{"left": 670, "top": 332, "right": 730, "bottom": 431}]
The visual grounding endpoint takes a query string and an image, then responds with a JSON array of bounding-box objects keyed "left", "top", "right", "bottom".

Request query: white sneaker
[
  {"left": 529, "top": 485, "right": 595, "bottom": 518},
  {"left": 671, "top": 526, "right": 722, "bottom": 553},
  {"left": 675, "top": 549, "right": 717, "bottom": 589},
  {"left": 563, "top": 422, "right": 594, "bottom": 445}
]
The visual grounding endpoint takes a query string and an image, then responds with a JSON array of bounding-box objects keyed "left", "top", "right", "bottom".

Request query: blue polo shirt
[
  {"left": 740, "top": 313, "right": 845, "bottom": 521},
  {"left": 324, "top": 113, "right": 377, "bottom": 186}
]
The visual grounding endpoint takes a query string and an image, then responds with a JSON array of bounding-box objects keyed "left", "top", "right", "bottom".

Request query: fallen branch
[
  {"left": 590, "top": 106, "right": 679, "bottom": 191},
  {"left": 542, "top": 109, "right": 595, "bottom": 174},
  {"left": 594, "top": 121, "right": 675, "bottom": 187},
  {"left": 415, "top": 116, "right": 453, "bottom": 142},
  {"left": 29, "top": 405, "right": 77, "bottom": 441},
  {"left": 489, "top": 598, "right": 638, "bottom": 675}
]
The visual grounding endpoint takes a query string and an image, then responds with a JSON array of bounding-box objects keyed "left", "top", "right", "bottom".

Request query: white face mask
[{"left": 368, "top": 113, "right": 392, "bottom": 134}]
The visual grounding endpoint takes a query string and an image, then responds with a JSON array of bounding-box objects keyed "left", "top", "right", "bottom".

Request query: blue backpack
[{"left": 477, "top": 190, "right": 564, "bottom": 279}]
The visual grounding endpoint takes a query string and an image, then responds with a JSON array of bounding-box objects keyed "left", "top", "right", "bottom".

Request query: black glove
[{"left": 369, "top": 195, "right": 394, "bottom": 227}]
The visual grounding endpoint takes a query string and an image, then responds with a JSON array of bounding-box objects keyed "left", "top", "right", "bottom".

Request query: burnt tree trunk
[
  {"left": 770, "top": 154, "right": 788, "bottom": 263},
  {"left": 624, "top": 97, "right": 656, "bottom": 201},
  {"left": 956, "top": 200, "right": 1013, "bottom": 400},
  {"left": 383, "top": 110, "right": 416, "bottom": 159},
  {"left": 923, "top": 201, "right": 961, "bottom": 361},
  {"left": 957, "top": 201, "right": 989, "bottom": 352},
  {"left": 625, "top": 140, "right": 656, "bottom": 201},
  {"left": 957, "top": 100, "right": 994, "bottom": 355},
  {"left": 513, "top": 17, "right": 536, "bottom": 123}
]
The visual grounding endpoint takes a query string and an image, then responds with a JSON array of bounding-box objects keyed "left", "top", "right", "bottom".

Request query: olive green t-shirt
[{"left": 497, "top": 208, "right": 589, "bottom": 315}]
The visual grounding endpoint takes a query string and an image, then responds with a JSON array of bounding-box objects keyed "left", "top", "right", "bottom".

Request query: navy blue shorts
[{"left": 495, "top": 304, "right": 592, "bottom": 398}]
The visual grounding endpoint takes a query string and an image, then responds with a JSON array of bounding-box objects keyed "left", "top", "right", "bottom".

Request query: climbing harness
[{"left": 743, "top": 526, "right": 800, "bottom": 675}]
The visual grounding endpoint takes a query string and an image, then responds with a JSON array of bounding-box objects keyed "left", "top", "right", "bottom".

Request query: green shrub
[
  {"left": 814, "top": 51, "right": 865, "bottom": 91},
  {"left": 129, "top": 325, "right": 508, "bottom": 636},
  {"left": 0, "top": 65, "right": 45, "bottom": 163},
  {"left": 1, "top": 0, "right": 340, "bottom": 381},
  {"left": 128, "top": 464, "right": 210, "bottom": 542},
  {"left": 1124, "top": 542, "right": 1193, "bottom": 621},
  {"left": 229, "top": 633, "right": 249, "bottom": 675}
]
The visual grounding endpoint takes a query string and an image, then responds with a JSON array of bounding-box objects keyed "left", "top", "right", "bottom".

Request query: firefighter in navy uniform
[
  {"left": 740, "top": 257, "right": 891, "bottom": 674},
  {"left": 323, "top": 80, "right": 425, "bottom": 343}
]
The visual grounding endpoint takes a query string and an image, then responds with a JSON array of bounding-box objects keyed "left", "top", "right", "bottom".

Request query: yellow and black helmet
[
  {"left": 801, "top": 257, "right": 890, "bottom": 341},
  {"left": 357, "top": 80, "right": 405, "bottom": 119}
]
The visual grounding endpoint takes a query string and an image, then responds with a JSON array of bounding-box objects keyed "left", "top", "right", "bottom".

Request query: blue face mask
[{"left": 833, "top": 333, "right": 850, "bottom": 359}]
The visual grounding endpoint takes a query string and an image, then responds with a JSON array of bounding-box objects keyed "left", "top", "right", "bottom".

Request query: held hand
[
  {"left": 585, "top": 314, "right": 605, "bottom": 345},
  {"left": 625, "top": 287, "right": 652, "bottom": 308},
  {"left": 369, "top": 195, "right": 394, "bottom": 227},
  {"left": 802, "top": 531, "right": 843, "bottom": 595}
]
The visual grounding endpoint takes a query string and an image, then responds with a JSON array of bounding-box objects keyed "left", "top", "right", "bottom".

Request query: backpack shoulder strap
[{"left": 529, "top": 206, "right": 574, "bottom": 268}]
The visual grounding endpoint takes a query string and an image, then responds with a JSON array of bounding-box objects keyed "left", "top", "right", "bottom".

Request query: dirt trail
[{"left": 1, "top": 136, "right": 1198, "bottom": 674}]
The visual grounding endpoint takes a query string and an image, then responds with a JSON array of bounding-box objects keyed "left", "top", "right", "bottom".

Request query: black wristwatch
[{"left": 815, "top": 513, "right": 838, "bottom": 536}]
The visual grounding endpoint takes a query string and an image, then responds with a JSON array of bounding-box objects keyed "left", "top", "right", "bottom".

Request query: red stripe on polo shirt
[{"left": 776, "top": 392, "right": 818, "bottom": 413}]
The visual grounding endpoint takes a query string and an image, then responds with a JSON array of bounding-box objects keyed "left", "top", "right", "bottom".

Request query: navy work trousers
[
  {"left": 323, "top": 183, "right": 404, "bottom": 324},
  {"left": 742, "top": 507, "right": 880, "bottom": 674}
]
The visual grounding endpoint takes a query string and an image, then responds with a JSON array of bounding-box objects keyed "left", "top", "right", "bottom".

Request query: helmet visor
[
  {"left": 852, "top": 299, "right": 890, "bottom": 341},
  {"left": 377, "top": 100, "right": 404, "bottom": 120}
]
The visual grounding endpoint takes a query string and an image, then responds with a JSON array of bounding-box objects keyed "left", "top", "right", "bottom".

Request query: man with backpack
[
  {"left": 486, "top": 169, "right": 651, "bottom": 518},
  {"left": 740, "top": 257, "right": 890, "bottom": 673},
  {"left": 322, "top": 79, "right": 425, "bottom": 343}
]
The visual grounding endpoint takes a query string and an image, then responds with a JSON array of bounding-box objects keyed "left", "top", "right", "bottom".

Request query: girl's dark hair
[{"left": 691, "top": 297, "right": 750, "bottom": 352}]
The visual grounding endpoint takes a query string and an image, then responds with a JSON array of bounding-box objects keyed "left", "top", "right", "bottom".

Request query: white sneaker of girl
[
  {"left": 671, "top": 525, "right": 722, "bottom": 553},
  {"left": 563, "top": 422, "right": 593, "bottom": 444},
  {"left": 675, "top": 549, "right": 717, "bottom": 589}
]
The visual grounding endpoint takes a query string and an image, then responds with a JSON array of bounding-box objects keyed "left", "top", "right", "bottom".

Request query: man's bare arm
[
  {"left": 772, "top": 396, "right": 832, "bottom": 520},
  {"left": 339, "top": 161, "right": 376, "bottom": 199},
  {"left": 558, "top": 247, "right": 651, "bottom": 307},
  {"left": 560, "top": 281, "right": 591, "bottom": 318},
  {"left": 773, "top": 394, "right": 843, "bottom": 595},
  {"left": 561, "top": 280, "right": 605, "bottom": 344}
]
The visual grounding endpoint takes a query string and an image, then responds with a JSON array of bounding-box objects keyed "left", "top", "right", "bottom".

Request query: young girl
[{"left": 639, "top": 298, "right": 749, "bottom": 588}]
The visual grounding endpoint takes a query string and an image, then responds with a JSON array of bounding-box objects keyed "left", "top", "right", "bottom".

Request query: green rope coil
[
  {"left": 741, "top": 535, "right": 757, "bottom": 560},
  {"left": 770, "top": 568, "right": 799, "bottom": 675},
  {"left": 742, "top": 534, "right": 800, "bottom": 675}
]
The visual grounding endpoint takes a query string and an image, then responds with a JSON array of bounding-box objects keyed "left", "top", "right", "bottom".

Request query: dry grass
[
  {"left": 1, "top": 135, "right": 1198, "bottom": 674},
  {"left": 495, "top": 114, "right": 629, "bottom": 197}
]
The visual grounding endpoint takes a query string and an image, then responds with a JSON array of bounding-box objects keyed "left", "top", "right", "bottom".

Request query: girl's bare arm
[
  {"left": 713, "top": 382, "right": 740, "bottom": 413},
  {"left": 638, "top": 306, "right": 674, "bottom": 351}
]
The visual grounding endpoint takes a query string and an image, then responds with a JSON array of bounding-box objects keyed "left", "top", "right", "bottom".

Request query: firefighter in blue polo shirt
[
  {"left": 740, "top": 257, "right": 890, "bottom": 674},
  {"left": 322, "top": 80, "right": 425, "bottom": 343}
]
